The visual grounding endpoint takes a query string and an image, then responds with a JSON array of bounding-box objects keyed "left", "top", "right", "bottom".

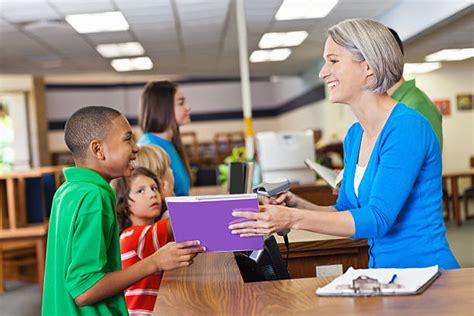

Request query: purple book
[{"left": 166, "top": 194, "right": 263, "bottom": 252}]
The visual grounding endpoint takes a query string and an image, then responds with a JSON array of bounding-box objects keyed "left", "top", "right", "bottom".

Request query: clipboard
[
  {"left": 304, "top": 159, "right": 343, "bottom": 189},
  {"left": 316, "top": 266, "right": 441, "bottom": 297}
]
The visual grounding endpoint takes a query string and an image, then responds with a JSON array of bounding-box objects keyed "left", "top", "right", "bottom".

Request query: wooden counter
[
  {"left": 275, "top": 230, "right": 367, "bottom": 278},
  {"left": 189, "top": 185, "right": 367, "bottom": 278},
  {"left": 290, "top": 182, "right": 337, "bottom": 206},
  {"left": 189, "top": 185, "right": 226, "bottom": 196},
  {"left": 154, "top": 252, "right": 473, "bottom": 315}
]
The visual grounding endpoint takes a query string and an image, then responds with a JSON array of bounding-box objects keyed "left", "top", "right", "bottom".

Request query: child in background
[
  {"left": 42, "top": 106, "right": 204, "bottom": 315},
  {"left": 137, "top": 144, "right": 175, "bottom": 198},
  {"left": 113, "top": 166, "right": 177, "bottom": 315},
  {"left": 136, "top": 144, "right": 175, "bottom": 218}
]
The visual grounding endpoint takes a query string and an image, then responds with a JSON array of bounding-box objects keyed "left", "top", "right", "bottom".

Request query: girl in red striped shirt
[{"left": 113, "top": 167, "right": 199, "bottom": 315}]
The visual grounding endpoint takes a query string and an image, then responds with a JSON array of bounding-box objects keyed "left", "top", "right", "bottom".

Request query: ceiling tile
[
  {"left": 0, "top": 17, "right": 17, "bottom": 32},
  {"left": 1, "top": 2, "right": 60, "bottom": 23},
  {"left": 86, "top": 30, "right": 135, "bottom": 44},
  {"left": 48, "top": 0, "right": 115, "bottom": 15},
  {"left": 0, "top": 0, "right": 467, "bottom": 77},
  {"left": 23, "top": 24, "right": 77, "bottom": 37}
]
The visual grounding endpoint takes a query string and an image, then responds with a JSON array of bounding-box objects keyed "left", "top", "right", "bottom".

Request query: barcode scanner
[
  {"left": 252, "top": 178, "right": 291, "bottom": 257},
  {"left": 252, "top": 177, "right": 291, "bottom": 199}
]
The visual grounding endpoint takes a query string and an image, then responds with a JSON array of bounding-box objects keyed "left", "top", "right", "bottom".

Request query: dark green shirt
[
  {"left": 42, "top": 167, "right": 127, "bottom": 316},
  {"left": 391, "top": 79, "right": 443, "bottom": 149}
]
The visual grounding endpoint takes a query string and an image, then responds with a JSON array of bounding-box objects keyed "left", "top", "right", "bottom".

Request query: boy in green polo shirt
[
  {"left": 387, "top": 28, "right": 443, "bottom": 149},
  {"left": 42, "top": 106, "right": 205, "bottom": 315}
]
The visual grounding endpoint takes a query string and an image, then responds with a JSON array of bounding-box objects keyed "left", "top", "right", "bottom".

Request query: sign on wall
[
  {"left": 456, "top": 94, "right": 473, "bottom": 111},
  {"left": 433, "top": 98, "right": 451, "bottom": 116}
]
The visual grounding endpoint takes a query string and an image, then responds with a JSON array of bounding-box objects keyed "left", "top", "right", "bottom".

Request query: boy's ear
[{"left": 90, "top": 139, "right": 105, "bottom": 160}]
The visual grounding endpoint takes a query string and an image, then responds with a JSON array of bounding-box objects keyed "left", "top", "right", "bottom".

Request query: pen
[{"left": 388, "top": 274, "right": 398, "bottom": 284}]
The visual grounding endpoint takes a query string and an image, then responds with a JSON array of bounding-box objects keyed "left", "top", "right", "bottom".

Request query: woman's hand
[
  {"left": 259, "top": 191, "right": 299, "bottom": 208},
  {"left": 229, "top": 204, "right": 294, "bottom": 236}
]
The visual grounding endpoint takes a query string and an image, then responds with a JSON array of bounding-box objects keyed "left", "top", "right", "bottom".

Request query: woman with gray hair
[{"left": 229, "top": 19, "right": 459, "bottom": 269}]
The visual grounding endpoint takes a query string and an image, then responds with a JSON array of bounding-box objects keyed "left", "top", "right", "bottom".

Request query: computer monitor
[
  {"left": 234, "top": 235, "right": 290, "bottom": 282},
  {"left": 256, "top": 130, "right": 315, "bottom": 183},
  {"left": 227, "top": 161, "right": 255, "bottom": 194},
  {"left": 228, "top": 162, "right": 247, "bottom": 194}
]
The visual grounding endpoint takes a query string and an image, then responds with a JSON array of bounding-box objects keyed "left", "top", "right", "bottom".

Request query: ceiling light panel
[
  {"left": 404, "top": 62, "right": 442, "bottom": 75},
  {"left": 111, "top": 56, "right": 153, "bottom": 72},
  {"left": 65, "top": 11, "right": 129, "bottom": 34},
  {"left": 275, "top": 0, "right": 338, "bottom": 20},
  {"left": 250, "top": 49, "right": 292, "bottom": 63},
  {"left": 259, "top": 31, "right": 308, "bottom": 49},
  {"left": 96, "top": 42, "right": 145, "bottom": 58},
  {"left": 425, "top": 48, "right": 474, "bottom": 62}
]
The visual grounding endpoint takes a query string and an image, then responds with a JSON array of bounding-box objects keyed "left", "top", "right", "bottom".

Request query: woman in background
[
  {"left": 230, "top": 18, "right": 459, "bottom": 269},
  {"left": 138, "top": 81, "right": 192, "bottom": 196}
]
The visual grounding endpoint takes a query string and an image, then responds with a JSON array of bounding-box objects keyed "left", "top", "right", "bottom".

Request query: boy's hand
[{"left": 152, "top": 240, "right": 205, "bottom": 271}]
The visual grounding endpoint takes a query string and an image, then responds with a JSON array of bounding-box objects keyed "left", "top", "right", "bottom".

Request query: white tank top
[{"left": 354, "top": 164, "right": 367, "bottom": 198}]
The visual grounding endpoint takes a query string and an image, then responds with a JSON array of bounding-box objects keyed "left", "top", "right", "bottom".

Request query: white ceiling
[
  {"left": 403, "top": 8, "right": 474, "bottom": 63},
  {"left": 0, "top": 0, "right": 471, "bottom": 78}
]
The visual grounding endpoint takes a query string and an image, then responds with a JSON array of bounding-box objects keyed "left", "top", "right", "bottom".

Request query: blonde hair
[
  {"left": 328, "top": 18, "right": 404, "bottom": 94},
  {"left": 136, "top": 144, "right": 171, "bottom": 179}
]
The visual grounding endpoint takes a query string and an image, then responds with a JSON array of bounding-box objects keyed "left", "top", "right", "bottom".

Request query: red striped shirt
[{"left": 120, "top": 219, "right": 169, "bottom": 315}]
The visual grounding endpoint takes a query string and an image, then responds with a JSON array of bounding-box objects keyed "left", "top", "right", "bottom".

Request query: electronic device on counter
[
  {"left": 252, "top": 177, "right": 291, "bottom": 198},
  {"left": 253, "top": 178, "right": 291, "bottom": 237}
]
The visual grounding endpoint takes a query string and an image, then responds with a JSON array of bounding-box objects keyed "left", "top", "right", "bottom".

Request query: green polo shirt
[
  {"left": 42, "top": 167, "right": 127, "bottom": 315},
  {"left": 391, "top": 79, "right": 443, "bottom": 149}
]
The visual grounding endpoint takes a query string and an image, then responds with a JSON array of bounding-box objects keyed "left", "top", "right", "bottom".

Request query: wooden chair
[
  {"left": 313, "top": 129, "right": 322, "bottom": 145},
  {"left": 442, "top": 177, "right": 451, "bottom": 221},
  {"left": 0, "top": 223, "right": 48, "bottom": 294},
  {"left": 0, "top": 166, "right": 63, "bottom": 294},
  {"left": 462, "top": 156, "right": 474, "bottom": 220},
  {"left": 197, "top": 141, "right": 218, "bottom": 166},
  {"left": 181, "top": 131, "right": 200, "bottom": 165},
  {"left": 214, "top": 131, "right": 245, "bottom": 164}
]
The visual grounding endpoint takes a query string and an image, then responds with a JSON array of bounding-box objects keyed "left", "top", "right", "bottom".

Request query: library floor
[{"left": 1, "top": 219, "right": 473, "bottom": 316}]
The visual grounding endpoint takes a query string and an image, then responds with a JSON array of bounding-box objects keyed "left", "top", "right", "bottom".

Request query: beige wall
[
  {"left": 47, "top": 59, "right": 473, "bottom": 175},
  {"left": 278, "top": 59, "right": 474, "bottom": 171},
  {"left": 49, "top": 117, "right": 280, "bottom": 152},
  {"left": 276, "top": 97, "right": 356, "bottom": 146},
  {"left": 279, "top": 59, "right": 474, "bottom": 194},
  {"left": 406, "top": 59, "right": 474, "bottom": 171}
]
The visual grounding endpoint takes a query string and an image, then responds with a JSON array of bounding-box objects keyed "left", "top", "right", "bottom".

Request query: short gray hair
[{"left": 328, "top": 18, "right": 403, "bottom": 94}]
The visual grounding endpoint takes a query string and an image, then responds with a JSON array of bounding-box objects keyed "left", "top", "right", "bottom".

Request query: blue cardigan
[
  {"left": 334, "top": 103, "right": 459, "bottom": 269},
  {"left": 138, "top": 133, "right": 190, "bottom": 196}
]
